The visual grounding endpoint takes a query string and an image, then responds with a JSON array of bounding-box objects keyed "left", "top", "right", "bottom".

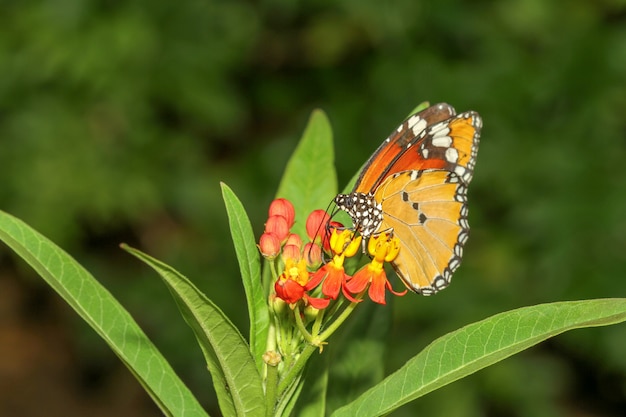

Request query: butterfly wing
[
  {"left": 354, "top": 103, "right": 457, "bottom": 193},
  {"left": 371, "top": 111, "right": 481, "bottom": 294},
  {"left": 338, "top": 104, "right": 481, "bottom": 295},
  {"left": 388, "top": 111, "right": 481, "bottom": 185},
  {"left": 374, "top": 170, "right": 469, "bottom": 294}
]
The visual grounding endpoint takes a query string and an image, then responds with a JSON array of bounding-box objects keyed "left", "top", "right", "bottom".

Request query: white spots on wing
[
  {"left": 409, "top": 117, "right": 427, "bottom": 136},
  {"left": 473, "top": 114, "right": 483, "bottom": 129},
  {"left": 449, "top": 257, "right": 460, "bottom": 272},
  {"left": 454, "top": 165, "right": 468, "bottom": 180},
  {"left": 429, "top": 123, "right": 450, "bottom": 136},
  {"left": 445, "top": 147, "right": 458, "bottom": 163},
  {"left": 432, "top": 135, "right": 452, "bottom": 148},
  {"left": 408, "top": 170, "right": 421, "bottom": 181},
  {"left": 407, "top": 115, "right": 421, "bottom": 128}
]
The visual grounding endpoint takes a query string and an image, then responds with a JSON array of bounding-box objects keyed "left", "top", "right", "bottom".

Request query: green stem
[
  {"left": 262, "top": 323, "right": 275, "bottom": 383},
  {"left": 275, "top": 296, "right": 363, "bottom": 401},
  {"left": 311, "top": 307, "right": 326, "bottom": 337},
  {"left": 318, "top": 296, "right": 363, "bottom": 343},
  {"left": 274, "top": 372, "right": 304, "bottom": 417},
  {"left": 293, "top": 305, "right": 314, "bottom": 343},
  {"left": 267, "top": 314, "right": 278, "bottom": 354},
  {"left": 265, "top": 360, "right": 279, "bottom": 417},
  {"left": 268, "top": 259, "right": 279, "bottom": 290},
  {"left": 276, "top": 343, "right": 317, "bottom": 396}
]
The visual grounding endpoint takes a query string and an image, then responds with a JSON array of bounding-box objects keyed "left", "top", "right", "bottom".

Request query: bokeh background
[{"left": 2, "top": 1, "right": 626, "bottom": 416}]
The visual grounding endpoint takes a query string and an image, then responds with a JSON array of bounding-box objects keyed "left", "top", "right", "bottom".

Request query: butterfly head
[{"left": 333, "top": 192, "right": 383, "bottom": 238}]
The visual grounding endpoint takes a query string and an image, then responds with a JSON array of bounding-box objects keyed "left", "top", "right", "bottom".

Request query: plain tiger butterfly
[{"left": 334, "top": 103, "right": 482, "bottom": 295}]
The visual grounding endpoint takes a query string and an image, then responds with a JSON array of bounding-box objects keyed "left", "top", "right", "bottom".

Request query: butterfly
[{"left": 334, "top": 103, "right": 482, "bottom": 295}]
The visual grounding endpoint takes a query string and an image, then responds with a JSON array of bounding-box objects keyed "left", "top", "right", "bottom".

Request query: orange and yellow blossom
[
  {"left": 344, "top": 233, "right": 407, "bottom": 304},
  {"left": 274, "top": 257, "right": 330, "bottom": 309},
  {"left": 308, "top": 229, "right": 362, "bottom": 302}
]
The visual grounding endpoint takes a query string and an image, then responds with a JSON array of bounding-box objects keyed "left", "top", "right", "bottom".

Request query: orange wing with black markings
[
  {"left": 335, "top": 102, "right": 481, "bottom": 295},
  {"left": 354, "top": 103, "right": 456, "bottom": 193},
  {"left": 374, "top": 170, "right": 469, "bottom": 294}
]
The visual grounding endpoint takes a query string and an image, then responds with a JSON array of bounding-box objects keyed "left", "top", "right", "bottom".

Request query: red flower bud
[
  {"left": 258, "top": 233, "right": 281, "bottom": 259},
  {"left": 265, "top": 215, "right": 290, "bottom": 242},
  {"left": 285, "top": 233, "right": 302, "bottom": 250},
  {"left": 269, "top": 198, "right": 295, "bottom": 228},
  {"left": 306, "top": 210, "right": 330, "bottom": 241},
  {"left": 303, "top": 242, "right": 322, "bottom": 268},
  {"left": 282, "top": 244, "right": 301, "bottom": 262}
]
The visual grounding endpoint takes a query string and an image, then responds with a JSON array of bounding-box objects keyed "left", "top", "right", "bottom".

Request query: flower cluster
[{"left": 258, "top": 198, "right": 407, "bottom": 309}]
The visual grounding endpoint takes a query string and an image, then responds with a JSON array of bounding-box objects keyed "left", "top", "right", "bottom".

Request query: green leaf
[
  {"left": 292, "top": 353, "right": 329, "bottom": 417},
  {"left": 0, "top": 210, "right": 208, "bottom": 417},
  {"left": 325, "top": 302, "right": 390, "bottom": 415},
  {"left": 122, "top": 245, "right": 265, "bottom": 417},
  {"left": 332, "top": 298, "right": 626, "bottom": 417},
  {"left": 221, "top": 182, "right": 269, "bottom": 373},
  {"left": 276, "top": 109, "right": 337, "bottom": 239},
  {"left": 276, "top": 374, "right": 306, "bottom": 417}
]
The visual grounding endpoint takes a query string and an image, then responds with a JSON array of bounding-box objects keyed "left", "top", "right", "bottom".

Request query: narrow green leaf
[
  {"left": 122, "top": 245, "right": 265, "bottom": 417},
  {"left": 0, "top": 210, "right": 208, "bottom": 417},
  {"left": 292, "top": 352, "right": 329, "bottom": 417},
  {"left": 276, "top": 109, "right": 337, "bottom": 239},
  {"left": 276, "top": 373, "right": 306, "bottom": 417},
  {"left": 221, "top": 182, "right": 269, "bottom": 372},
  {"left": 332, "top": 298, "right": 626, "bottom": 417},
  {"left": 325, "top": 302, "right": 389, "bottom": 415}
]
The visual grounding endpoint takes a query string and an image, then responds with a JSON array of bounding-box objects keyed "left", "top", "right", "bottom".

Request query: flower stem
[
  {"left": 276, "top": 343, "right": 317, "bottom": 396},
  {"left": 318, "top": 295, "right": 363, "bottom": 343},
  {"left": 311, "top": 307, "right": 326, "bottom": 337},
  {"left": 293, "top": 305, "right": 314, "bottom": 344},
  {"left": 265, "top": 361, "right": 279, "bottom": 417}
]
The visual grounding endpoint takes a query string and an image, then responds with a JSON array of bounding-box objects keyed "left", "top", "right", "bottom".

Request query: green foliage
[
  {"left": 333, "top": 299, "right": 626, "bottom": 416},
  {"left": 0, "top": 210, "right": 207, "bottom": 417},
  {"left": 2, "top": 109, "right": 626, "bottom": 416},
  {"left": 2, "top": 1, "right": 626, "bottom": 415},
  {"left": 276, "top": 110, "right": 337, "bottom": 240},
  {"left": 122, "top": 244, "right": 265, "bottom": 417},
  {"left": 221, "top": 183, "right": 269, "bottom": 372}
]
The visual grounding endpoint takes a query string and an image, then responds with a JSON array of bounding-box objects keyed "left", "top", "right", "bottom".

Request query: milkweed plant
[{"left": 1, "top": 104, "right": 626, "bottom": 417}]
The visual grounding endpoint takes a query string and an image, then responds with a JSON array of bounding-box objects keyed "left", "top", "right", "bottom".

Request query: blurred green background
[{"left": 1, "top": 1, "right": 626, "bottom": 416}]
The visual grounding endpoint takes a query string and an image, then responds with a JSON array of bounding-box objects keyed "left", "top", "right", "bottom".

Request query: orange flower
[
  {"left": 309, "top": 229, "right": 361, "bottom": 302},
  {"left": 275, "top": 258, "right": 329, "bottom": 309},
  {"left": 345, "top": 233, "right": 407, "bottom": 305}
]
